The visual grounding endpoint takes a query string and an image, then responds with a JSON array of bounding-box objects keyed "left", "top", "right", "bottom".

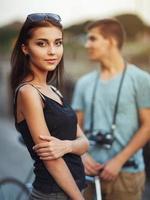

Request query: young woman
[{"left": 10, "top": 13, "right": 89, "bottom": 200}]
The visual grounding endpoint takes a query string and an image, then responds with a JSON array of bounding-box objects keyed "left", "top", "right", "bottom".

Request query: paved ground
[{"left": 0, "top": 116, "right": 150, "bottom": 199}]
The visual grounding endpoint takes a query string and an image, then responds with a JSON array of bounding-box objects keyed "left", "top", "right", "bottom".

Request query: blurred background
[{"left": 0, "top": 0, "right": 150, "bottom": 199}]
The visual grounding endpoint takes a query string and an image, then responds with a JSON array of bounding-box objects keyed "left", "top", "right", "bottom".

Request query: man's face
[{"left": 85, "top": 27, "right": 110, "bottom": 62}]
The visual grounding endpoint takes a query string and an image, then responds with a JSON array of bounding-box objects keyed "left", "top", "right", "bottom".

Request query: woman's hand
[{"left": 33, "top": 135, "right": 72, "bottom": 160}]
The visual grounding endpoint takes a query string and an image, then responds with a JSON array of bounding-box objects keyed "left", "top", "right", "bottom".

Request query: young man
[{"left": 72, "top": 19, "right": 150, "bottom": 200}]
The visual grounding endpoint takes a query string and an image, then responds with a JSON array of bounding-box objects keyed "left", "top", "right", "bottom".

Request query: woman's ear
[{"left": 21, "top": 44, "right": 29, "bottom": 56}]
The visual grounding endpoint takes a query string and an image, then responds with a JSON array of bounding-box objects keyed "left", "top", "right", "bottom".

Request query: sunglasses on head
[{"left": 27, "top": 13, "right": 61, "bottom": 23}]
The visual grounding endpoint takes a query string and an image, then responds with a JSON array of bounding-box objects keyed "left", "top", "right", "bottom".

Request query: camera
[{"left": 87, "top": 130, "right": 114, "bottom": 149}]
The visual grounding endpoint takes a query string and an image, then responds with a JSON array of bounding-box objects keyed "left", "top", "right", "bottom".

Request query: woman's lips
[{"left": 45, "top": 59, "right": 57, "bottom": 64}]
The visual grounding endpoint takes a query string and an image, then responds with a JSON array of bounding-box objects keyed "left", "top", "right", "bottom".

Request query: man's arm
[
  {"left": 100, "top": 108, "right": 150, "bottom": 181},
  {"left": 72, "top": 80, "right": 104, "bottom": 175},
  {"left": 76, "top": 111, "right": 104, "bottom": 176},
  {"left": 76, "top": 111, "right": 84, "bottom": 128}
]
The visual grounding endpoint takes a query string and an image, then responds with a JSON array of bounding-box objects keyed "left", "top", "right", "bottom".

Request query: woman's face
[{"left": 22, "top": 25, "right": 63, "bottom": 72}]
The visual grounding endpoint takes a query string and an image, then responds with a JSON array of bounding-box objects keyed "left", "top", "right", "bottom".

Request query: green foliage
[
  {"left": 64, "top": 20, "right": 92, "bottom": 35},
  {"left": 115, "top": 14, "right": 145, "bottom": 39},
  {"left": 0, "top": 21, "right": 22, "bottom": 54}
]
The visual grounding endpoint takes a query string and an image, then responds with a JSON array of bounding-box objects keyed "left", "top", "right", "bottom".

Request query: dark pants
[{"left": 29, "top": 188, "right": 70, "bottom": 200}]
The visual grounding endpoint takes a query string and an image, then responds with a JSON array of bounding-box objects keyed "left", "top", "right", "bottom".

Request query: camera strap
[{"left": 89, "top": 61, "right": 127, "bottom": 134}]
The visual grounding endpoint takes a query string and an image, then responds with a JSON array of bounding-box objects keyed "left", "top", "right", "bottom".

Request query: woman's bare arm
[{"left": 33, "top": 124, "right": 89, "bottom": 160}]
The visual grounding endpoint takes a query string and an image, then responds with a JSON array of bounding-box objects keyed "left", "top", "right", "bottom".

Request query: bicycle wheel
[{"left": 0, "top": 178, "right": 30, "bottom": 200}]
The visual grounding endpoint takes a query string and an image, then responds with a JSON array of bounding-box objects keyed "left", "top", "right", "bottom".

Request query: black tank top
[{"left": 14, "top": 84, "right": 86, "bottom": 194}]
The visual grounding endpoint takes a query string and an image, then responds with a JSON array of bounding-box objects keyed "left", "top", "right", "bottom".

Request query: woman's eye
[
  {"left": 37, "top": 42, "right": 47, "bottom": 47},
  {"left": 55, "top": 41, "right": 62, "bottom": 46}
]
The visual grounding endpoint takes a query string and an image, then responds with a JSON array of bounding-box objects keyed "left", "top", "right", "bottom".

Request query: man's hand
[
  {"left": 33, "top": 135, "right": 70, "bottom": 160},
  {"left": 82, "top": 153, "right": 104, "bottom": 176},
  {"left": 100, "top": 157, "right": 123, "bottom": 181}
]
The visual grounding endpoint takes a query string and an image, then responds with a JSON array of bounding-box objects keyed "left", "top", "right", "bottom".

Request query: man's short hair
[{"left": 86, "top": 18, "right": 126, "bottom": 49}]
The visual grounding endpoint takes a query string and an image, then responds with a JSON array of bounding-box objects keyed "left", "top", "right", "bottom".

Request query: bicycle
[
  {"left": 0, "top": 136, "right": 33, "bottom": 200},
  {"left": 0, "top": 177, "right": 30, "bottom": 200}
]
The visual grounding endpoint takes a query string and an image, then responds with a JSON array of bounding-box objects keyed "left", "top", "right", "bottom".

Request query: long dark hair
[{"left": 10, "top": 17, "right": 64, "bottom": 95}]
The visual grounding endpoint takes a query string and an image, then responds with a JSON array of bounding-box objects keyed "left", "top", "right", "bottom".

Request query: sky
[{"left": 1, "top": 0, "right": 150, "bottom": 27}]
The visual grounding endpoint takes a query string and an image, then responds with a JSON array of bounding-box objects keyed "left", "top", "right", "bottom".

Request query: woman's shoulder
[{"left": 17, "top": 84, "right": 42, "bottom": 104}]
